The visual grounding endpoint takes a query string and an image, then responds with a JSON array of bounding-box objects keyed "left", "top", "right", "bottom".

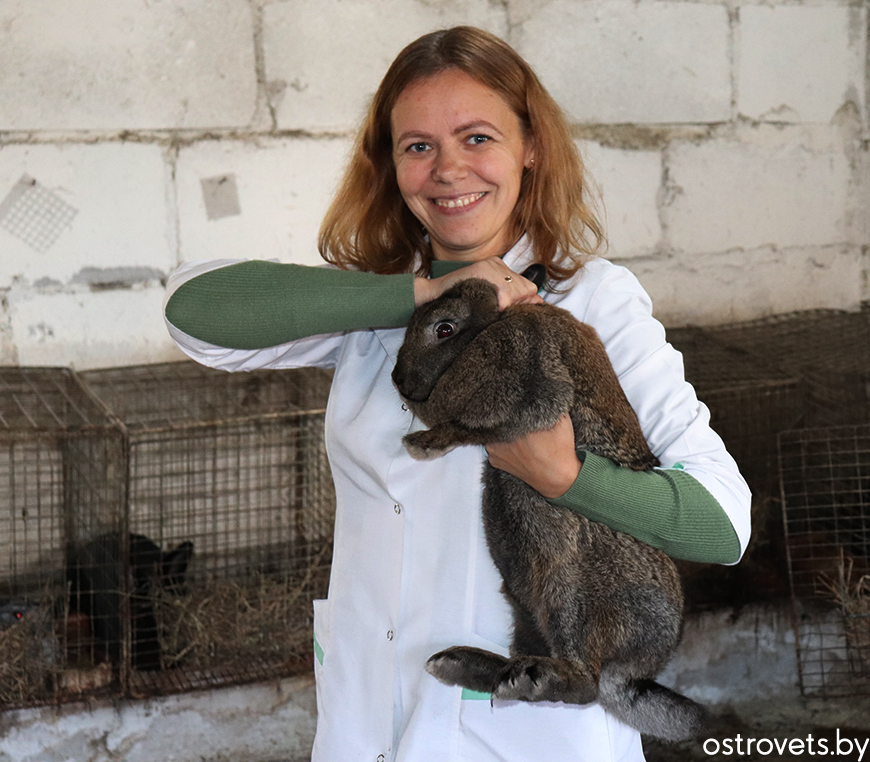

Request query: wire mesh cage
[
  {"left": 667, "top": 325, "right": 807, "bottom": 608},
  {"left": 780, "top": 424, "right": 870, "bottom": 698},
  {"left": 1, "top": 362, "right": 334, "bottom": 710},
  {"left": 668, "top": 307, "right": 870, "bottom": 613},
  {"left": 0, "top": 367, "right": 127, "bottom": 708},
  {"left": 78, "top": 361, "right": 335, "bottom": 699},
  {"left": 704, "top": 309, "right": 870, "bottom": 429},
  {"left": 668, "top": 326, "right": 805, "bottom": 499}
]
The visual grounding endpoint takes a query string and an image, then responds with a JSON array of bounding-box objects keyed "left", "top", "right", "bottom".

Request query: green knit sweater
[{"left": 165, "top": 260, "right": 741, "bottom": 564}]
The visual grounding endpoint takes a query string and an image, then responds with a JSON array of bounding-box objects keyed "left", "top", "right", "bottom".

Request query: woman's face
[{"left": 391, "top": 69, "right": 534, "bottom": 262}]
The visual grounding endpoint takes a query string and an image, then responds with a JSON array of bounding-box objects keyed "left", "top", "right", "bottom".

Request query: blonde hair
[{"left": 318, "top": 26, "right": 604, "bottom": 281}]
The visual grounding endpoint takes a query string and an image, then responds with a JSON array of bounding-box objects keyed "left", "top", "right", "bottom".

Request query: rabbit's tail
[{"left": 597, "top": 669, "right": 706, "bottom": 742}]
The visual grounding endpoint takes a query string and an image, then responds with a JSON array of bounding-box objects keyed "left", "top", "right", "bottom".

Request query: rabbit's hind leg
[
  {"left": 492, "top": 655, "right": 599, "bottom": 704},
  {"left": 493, "top": 599, "right": 600, "bottom": 704},
  {"left": 426, "top": 646, "right": 509, "bottom": 692}
]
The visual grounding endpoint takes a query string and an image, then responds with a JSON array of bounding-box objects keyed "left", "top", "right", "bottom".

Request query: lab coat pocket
[
  {"left": 454, "top": 637, "right": 637, "bottom": 762},
  {"left": 454, "top": 633, "right": 527, "bottom": 759},
  {"left": 312, "top": 598, "right": 331, "bottom": 723}
]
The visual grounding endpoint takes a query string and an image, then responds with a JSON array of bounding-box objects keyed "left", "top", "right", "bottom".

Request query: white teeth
[{"left": 434, "top": 193, "right": 484, "bottom": 208}]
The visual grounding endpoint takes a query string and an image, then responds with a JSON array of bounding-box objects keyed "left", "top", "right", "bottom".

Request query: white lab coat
[{"left": 165, "top": 238, "right": 751, "bottom": 762}]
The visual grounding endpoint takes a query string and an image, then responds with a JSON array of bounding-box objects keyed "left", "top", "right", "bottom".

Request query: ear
[
  {"left": 163, "top": 541, "right": 194, "bottom": 582},
  {"left": 523, "top": 137, "right": 536, "bottom": 170},
  {"left": 455, "top": 277, "right": 499, "bottom": 306}
]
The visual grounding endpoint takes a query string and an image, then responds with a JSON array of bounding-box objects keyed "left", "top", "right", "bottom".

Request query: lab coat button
[
  {"left": 393, "top": 504, "right": 401, "bottom": 515},
  {"left": 377, "top": 756, "right": 385, "bottom": 762},
  {"left": 401, "top": 403, "right": 408, "bottom": 411},
  {"left": 386, "top": 630, "right": 394, "bottom": 641}
]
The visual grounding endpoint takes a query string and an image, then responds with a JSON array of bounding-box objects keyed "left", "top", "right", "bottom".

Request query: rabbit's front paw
[{"left": 402, "top": 431, "right": 457, "bottom": 460}]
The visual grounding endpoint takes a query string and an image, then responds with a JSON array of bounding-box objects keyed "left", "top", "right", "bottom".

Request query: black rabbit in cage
[{"left": 67, "top": 532, "right": 193, "bottom": 672}]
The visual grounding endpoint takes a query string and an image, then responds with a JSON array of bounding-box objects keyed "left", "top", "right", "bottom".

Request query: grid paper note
[{"left": 0, "top": 174, "right": 78, "bottom": 254}]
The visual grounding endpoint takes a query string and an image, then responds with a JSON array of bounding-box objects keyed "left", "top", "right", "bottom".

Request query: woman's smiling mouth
[{"left": 433, "top": 192, "right": 486, "bottom": 209}]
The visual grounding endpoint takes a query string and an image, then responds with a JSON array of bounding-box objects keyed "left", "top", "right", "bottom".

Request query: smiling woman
[
  {"left": 164, "top": 25, "right": 751, "bottom": 762},
  {"left": 317, "top": 25, "right": 603, "bottom": 282},
  {"left": 391, "top": 69, "right": 534, "bottom": 263}
]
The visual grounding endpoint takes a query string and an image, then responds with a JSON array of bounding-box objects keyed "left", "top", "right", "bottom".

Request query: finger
[
  {"left": 513, "top": 291, "right": 544, "bottom": 306},
  {"left": 438, "top": 258, "right": 539, "bottom": 309},
  {"left": 484, "top": 447, "right": 508, "bottom": 473},
  {"left": 495, "top": 277, "right": 538, "bottom": 310},
  {"left": 484, "top": 440, "right": 505, "bottom": 460}
]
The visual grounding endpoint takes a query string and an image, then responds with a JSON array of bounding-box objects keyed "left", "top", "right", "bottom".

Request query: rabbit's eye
[{"left": 434, "top": 321, "right": 456, "bottom": 340}]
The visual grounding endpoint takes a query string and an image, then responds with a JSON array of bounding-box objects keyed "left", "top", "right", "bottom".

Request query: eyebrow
[
  {"left": 394, "top": 120, "right": 505, "bottom": 145},
  {"left": 454, "top": 120, "right": 503, "bottom": 136}
]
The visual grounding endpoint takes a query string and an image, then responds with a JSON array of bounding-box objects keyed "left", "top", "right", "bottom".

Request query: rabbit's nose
[
  {"left": 392, "top": 366, "right": 429, "bottom": 403},
  {"left": 391, "top": 365, "right": 406, "bottom": 391}
]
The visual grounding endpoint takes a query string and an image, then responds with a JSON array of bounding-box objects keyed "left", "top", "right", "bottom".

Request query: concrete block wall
[{"left": 0, "top": 0, "right": 867, "bottom": 369}]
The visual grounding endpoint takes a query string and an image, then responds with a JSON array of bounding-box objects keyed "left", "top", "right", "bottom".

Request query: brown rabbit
[{"left": 391, "top": 278, "right": 705, "bottom": 742}]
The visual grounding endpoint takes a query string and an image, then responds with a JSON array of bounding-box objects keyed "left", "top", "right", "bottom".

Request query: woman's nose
[{"left": 431, "top": 146, "right": 466, "bottom": 183}]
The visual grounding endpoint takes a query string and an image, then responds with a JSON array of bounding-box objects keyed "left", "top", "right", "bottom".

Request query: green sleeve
[
  {"left": 549, "top": 452, "right": 741, "bottom": 564},
  {"left": 166, "top": 260, "right": 740, "bottom": 564},
  {"left": 164, "top": 261, "right": 417, "bottom": 350}
]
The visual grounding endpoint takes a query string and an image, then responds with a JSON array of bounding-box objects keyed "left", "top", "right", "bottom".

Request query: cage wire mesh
[
  {"left": 712, "top": 309, "right": 870, "bottom": 698},
  {"left": 0, "top": 367, "right": 127, "bottom": 708},
  {"left": 1, "top": 362, "right": 334, "bottom": 710},
  {"left": 702, "top": 308, "right": 870, "bottom": 429},
  {"left": 780, "top": 424, "right": 870, "bottom": 698},
  {"left": 672, "top": 306, "right": 870, "bottom": 697},
  {"left": 3, "top": 307, "right": 867, "bottom": 706},
  {"left": 667, "top": 324, "right": 808, "bottom": 608},
  {"left": 668, "top": 326, "right": 805, "bottom": 499},
  {"left": 78, "top": 362, "right": 335, "bottom": 699}
]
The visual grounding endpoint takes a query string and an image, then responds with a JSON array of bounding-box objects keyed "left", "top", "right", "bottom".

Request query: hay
[
  {"left": 821, "top": 551, "right": 870, "bottom": 670},
  {"left": 1, "top": 542, "right": 332, "bottom": 706},
  {"left": 154, "top": 545, "right": 330, "bottom": 672},
  {"left": 0, "top": 594, "right": 60, "bottom": 707}
]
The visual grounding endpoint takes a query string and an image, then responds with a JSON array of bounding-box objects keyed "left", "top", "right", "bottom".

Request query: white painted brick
[
  {"left": 664, "top": 135, "right": 850, "bottom": 254},
  {"left": 263, "top": 0, "right": 508, "bottom": 132},
  {"left": 10, "top": 286, "right": 183, "bottom": 369},
  {"left": 624, "top": 245, "right": 863, "bottom": 327},
  {"left": 738, "top": 5, "right": 867, "bottom": 124},
  {"left": 176, "top": 137, "right": 353, "bottom": 266},
  {"left": 0, "top": 142, "right": 175, "bottom": 288},
  {"left": 518, "top": 1, "right": 731, "bottom": 124},
  {"left": 0, "top": 0, "right": 257, "bottom": 131},
  {"left": 580, "top": 142, "right": 662, "bottom": 258}
]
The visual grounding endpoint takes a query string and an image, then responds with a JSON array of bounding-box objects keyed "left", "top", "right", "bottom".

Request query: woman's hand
[
  {"left": 485, "top": 414, "right": 581, "bottom": 499},
  {"left": 414, "top": 257, "right": 542, "bottom": 310}
]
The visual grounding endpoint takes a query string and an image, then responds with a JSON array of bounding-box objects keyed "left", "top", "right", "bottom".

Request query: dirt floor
[{"left": 643, "top": 695, "right": 870, "bottom": 761}]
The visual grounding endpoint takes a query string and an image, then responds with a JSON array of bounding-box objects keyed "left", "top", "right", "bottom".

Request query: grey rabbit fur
[{"left": 391, "top": 278, "right": 706, "bottom": 742}]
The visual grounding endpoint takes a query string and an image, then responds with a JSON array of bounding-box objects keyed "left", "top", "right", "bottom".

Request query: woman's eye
[
  {"left": 434, "top": 322, "right": 455, "bottom": 340},
  {"left": 467, "top": 134, "right": 491, "bottom": 146},
  {"left": 407, "top": 142, "right": 429, "bottom": 154}
]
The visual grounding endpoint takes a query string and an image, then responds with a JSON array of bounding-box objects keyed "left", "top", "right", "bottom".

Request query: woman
[{"left": 165, "top": 26, "right": 750, "bottom": 762}]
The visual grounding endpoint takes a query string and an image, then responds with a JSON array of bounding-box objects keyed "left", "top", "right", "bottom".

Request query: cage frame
[
  {"left": 1, "top": 362, "right": 335, "bottom": 710},
  {"left": 779, "top": 422, "right": 870, "bottom": 699}
]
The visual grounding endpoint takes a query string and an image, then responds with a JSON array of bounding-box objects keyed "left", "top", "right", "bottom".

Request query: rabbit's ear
[
  {"left": 453, "top": 278, "right": 499, "bottom": 310},
  {"left": 162, "top": 541, "right": 194, "bottom": 590}
]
